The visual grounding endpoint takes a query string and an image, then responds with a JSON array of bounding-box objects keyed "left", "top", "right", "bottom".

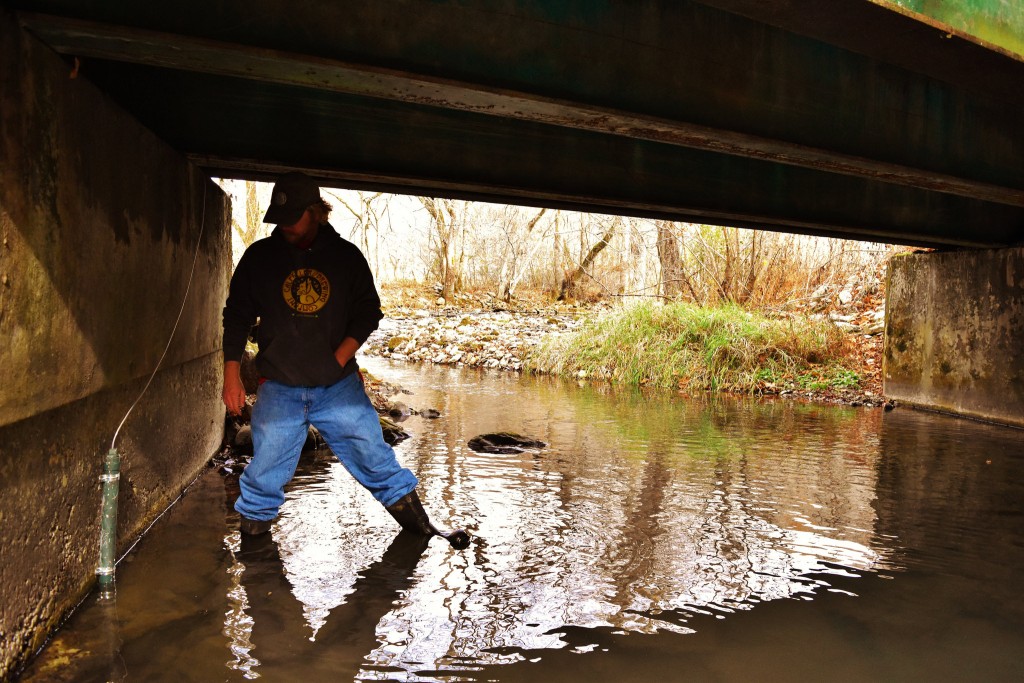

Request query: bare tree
[
  {"left": 325, "top": 190, "right": 391, "bottom": 278},
  {"left": 496, "top": 207, "right": 547, "bottom": 301},
  {"left": 558, "top": 215, "right": 620, "bottom": 301},
  {"left": 419, "top": 197, "right": 464, "bottom": 300},
  {"left": 550, "top": 210, "right": 565, "bottom": 291},
  {"left": 449, "top": 200, "right": 469, "bottom": 294},
  {"left": 231, "top": 181, "right": 263, "bottom": 248},
  {"left": 626, "top": 218, "right": 647, "bottom": 296},
  {"left": 656, "top": 220, "right": 685, "bottom": 299}
]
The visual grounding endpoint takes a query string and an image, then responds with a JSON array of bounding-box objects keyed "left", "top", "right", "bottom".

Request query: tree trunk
[
  {"left": 558, "top": 217, "right": 618, "bottom": 301},
  {"left": 656, "top": 220, "right": 684, "bottom": 299},
  {"left": 233, "top": 181, "right": 262, "bottom": 248},
  {"left": 738, "top": 229, "right": 761, "bottom": 305},
  {"left": 550, "top": 211, "right": 563, "bottom": 292},
  {"left": 419, "top": 197, "right": 458, "bottom": 301},
  {"left": 499, "top": 207, "right": 547, "bottom": 301}
]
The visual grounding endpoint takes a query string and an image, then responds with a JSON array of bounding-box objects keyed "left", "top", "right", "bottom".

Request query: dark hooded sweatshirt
[{"left": 222, "top": 223, "right": 383, "bottom": 387}]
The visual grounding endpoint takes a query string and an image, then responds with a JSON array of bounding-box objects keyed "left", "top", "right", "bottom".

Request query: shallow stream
[{"left": 22, "top": 357, "right": 1024, "bottom": 682}]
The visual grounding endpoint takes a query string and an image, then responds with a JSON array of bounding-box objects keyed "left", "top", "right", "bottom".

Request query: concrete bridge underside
[
  {"left": 11, "top": 0, "right": 1024, "bottom": 248},
  {"left": 1, "top": 1, "right": 1022, "bottom": 679}
]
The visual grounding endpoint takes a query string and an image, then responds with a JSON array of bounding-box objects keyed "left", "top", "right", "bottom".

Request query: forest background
[{"left": 217, "top": 179, "right": 903, "bottom": 402}]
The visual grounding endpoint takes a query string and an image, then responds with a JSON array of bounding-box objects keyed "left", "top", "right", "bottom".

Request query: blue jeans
[{"left": 235, "top": 373, "right": 419, "bottom": 521}]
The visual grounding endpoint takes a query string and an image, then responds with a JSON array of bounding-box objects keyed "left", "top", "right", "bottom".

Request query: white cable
[{"left": 111, "top": 181, "right": 208, "bottom": 451}]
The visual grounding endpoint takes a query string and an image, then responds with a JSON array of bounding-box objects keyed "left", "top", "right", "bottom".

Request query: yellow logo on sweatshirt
[{"left": 282, "top": 268, "right": 330, "bottom": 314}]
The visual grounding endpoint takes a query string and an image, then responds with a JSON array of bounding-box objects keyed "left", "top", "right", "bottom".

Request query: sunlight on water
[
  {"left": 20, "top": 357, "right": 1024, "bottom": 683},
  {"left": 219, "top": 359, "right": 903, "bottom": 679},
  {"left": 222, "top": 536, "right": 260, "bottom": 680}
]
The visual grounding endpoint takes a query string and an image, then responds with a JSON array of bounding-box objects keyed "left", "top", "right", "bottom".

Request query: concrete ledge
[
  {"left": 0, "top": 353, "right": 224, "bottom": 677},
  {"left": 0, "top": 9, "right": 231, "bottom": 678},
  {"left": 884, "top": 247, "right": 1024, "bottom": 428}
]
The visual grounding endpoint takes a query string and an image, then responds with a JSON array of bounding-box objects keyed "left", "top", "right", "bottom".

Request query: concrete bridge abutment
[
  {"left": 0, "top": 8, "right": 231, "bottom": 678},
  {"left": 885, "top": 247, "right": 1024, "bottom": 428}
]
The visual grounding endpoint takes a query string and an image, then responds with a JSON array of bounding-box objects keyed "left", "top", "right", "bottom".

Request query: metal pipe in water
[{"left": 97, "top": 448, "right": 121, "bottom": 598}]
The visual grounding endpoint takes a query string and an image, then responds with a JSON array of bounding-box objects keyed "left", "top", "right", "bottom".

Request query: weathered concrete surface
[
  {"left": 13, "top": 1, "right": 1024, "bottom": 248},
  {"left": 0, "top": 8, "right": 231, "bottom": 679},
  {"left": 884, "top": 248, "right": 1024, "bottom": 427}
]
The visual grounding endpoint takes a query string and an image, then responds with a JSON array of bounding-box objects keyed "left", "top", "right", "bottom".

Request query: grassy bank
[{"left": 525, "top": 301, "right": 861, "bottom": 393}]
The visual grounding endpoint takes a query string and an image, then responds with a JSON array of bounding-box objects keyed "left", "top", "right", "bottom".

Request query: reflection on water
[{"left": 21, "top": 358, "right": 1024, "bottom": 682}]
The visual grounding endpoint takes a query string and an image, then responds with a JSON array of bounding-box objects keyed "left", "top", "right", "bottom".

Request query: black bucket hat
[{"left": 263, "top": 172, "right": 321, "bottom": 225}]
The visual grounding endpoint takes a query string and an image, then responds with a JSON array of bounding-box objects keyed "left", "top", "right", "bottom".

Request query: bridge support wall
[
  {"left": 0, "top": 10, "right": 231, "bottom": 678},
  {"left": 885, "top": 247, "right": 1024, "bottom": 428}
]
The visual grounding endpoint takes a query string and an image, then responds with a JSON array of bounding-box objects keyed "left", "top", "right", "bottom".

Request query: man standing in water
[{"left": 222, "top": 172, "right": 469, "bottom": 549}]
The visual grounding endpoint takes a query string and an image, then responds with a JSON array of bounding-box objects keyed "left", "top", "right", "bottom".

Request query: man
[{"left": 222, "top": 172, "right": 468, "bottom": 549}]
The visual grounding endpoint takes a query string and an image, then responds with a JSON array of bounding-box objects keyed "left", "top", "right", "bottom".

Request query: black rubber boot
[
  {"left": 240, "top": 516, "right": 274, "bottom": 536},
  {"left": 385, "top": 490, "right": 471, "bottom": 550}
]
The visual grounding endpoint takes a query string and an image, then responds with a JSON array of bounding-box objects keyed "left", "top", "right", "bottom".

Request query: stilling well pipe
[
  {"left": 96, "top": 448, "right": 121, "bottom": 598},
  {"left": 93, "top": 180, "right": 207, "bottom": 598}
]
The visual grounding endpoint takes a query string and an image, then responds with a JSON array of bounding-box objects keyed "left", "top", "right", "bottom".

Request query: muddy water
[{"left": 21, "top": 358, "right": 1024, "bottom": 682}]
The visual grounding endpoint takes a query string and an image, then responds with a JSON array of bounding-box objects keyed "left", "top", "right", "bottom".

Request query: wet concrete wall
[
  {"left": 884, "top": 247, "right": 1024, "bottom": 427},
  {"left": 0, "top": 9, "right": 231, "bottom": 679}
]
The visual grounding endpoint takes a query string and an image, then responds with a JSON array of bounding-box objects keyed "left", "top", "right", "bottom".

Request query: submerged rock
[
  {"left": 304, "top": 425, "right": 323, "bottom": 451},
  {"left": 380, "top": 415, "right": 411, "bottom": 446},
  {"left": 388, "top": 401, "right": 412, "bottom": 421},
  {"left": 234, "top": 424, "right": 325, "bottom": 455},
  {"left": 233, "top": 425, "right": 253, "bottom": 453},
  {"left": 468, "top": 432, "right": 547, "bottom": 454}
]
